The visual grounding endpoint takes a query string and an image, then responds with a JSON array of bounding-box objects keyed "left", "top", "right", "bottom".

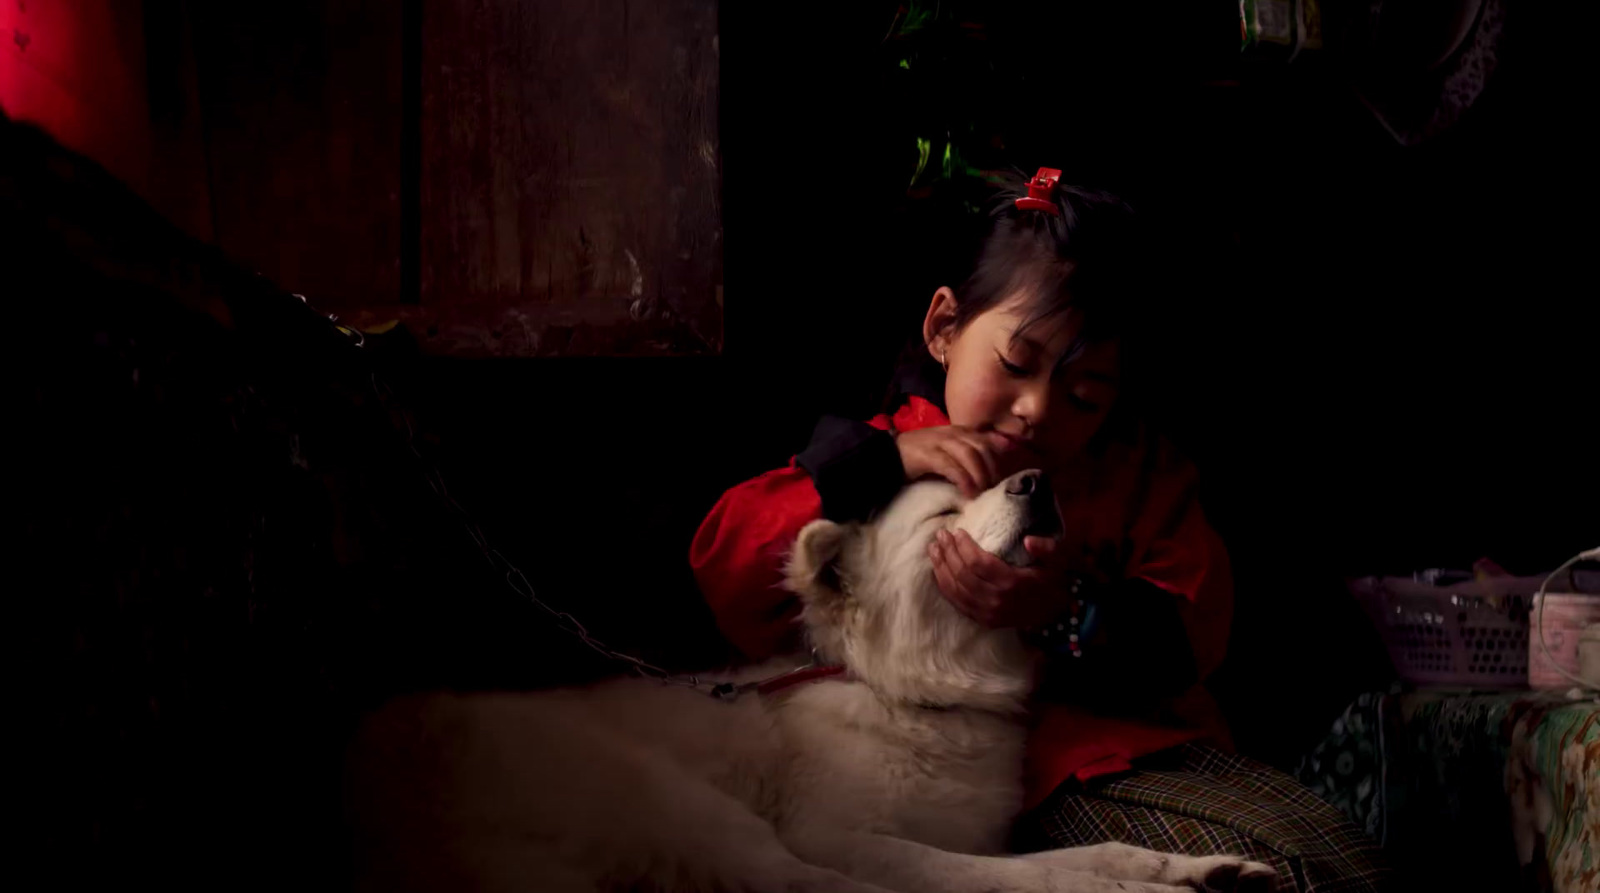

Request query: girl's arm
[{"left": 689, "top": 414, "right": 902, "bottom": 660}]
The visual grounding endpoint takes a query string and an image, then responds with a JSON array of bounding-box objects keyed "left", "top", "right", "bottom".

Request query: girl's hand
[
  {"left": 928, "top": 532, "right": 1075, "bottom": 629},
  {"left": 895, "top": 425, "right": 1017, "bottom": 498}
]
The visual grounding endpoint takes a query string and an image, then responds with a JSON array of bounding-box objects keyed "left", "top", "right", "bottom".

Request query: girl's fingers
[
  {"left": 930, "top": 537, "right": 985, "bottom": 619},
  {"left": 934, "top": 531, "right": 1004, "bottom": 619},
  {"left": 1023, "top": 535, "right": 1058, "bottom": 554},
  {"left": 942, "top": 533, "right": 1008, "bottom": 621},
  {"left": 948, "top": 529, "right": 1012, "bottom": 587},
  {"left": 949, "top": 432, "right": 1002, "bottom": 488},
  {"left": 1023, "top": 536, "right": 1062, "bottom": 563},
  {"left": 925, "top": 449, "right": 980, "bottom": 497},
  {"left": 937, "top": 441, "right": 992, "bottom": 497}
]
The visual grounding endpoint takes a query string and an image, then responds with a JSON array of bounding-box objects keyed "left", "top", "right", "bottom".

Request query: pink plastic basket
[
  {"left": 1349, "top": 575, "right": 1539, "bottom": 688},
  {"left": 1528, "top": 592, "right": 1600, "bottom": 689}
]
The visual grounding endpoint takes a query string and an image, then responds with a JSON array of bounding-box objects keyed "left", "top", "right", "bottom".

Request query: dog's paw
[{"left": 1166, "top": 854, "right": 1280, "bottom": 893}]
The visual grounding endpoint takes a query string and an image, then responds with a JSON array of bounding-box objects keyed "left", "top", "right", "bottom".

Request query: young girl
[{"left": 690, "top": 170, "right": 1388, "bottom": 891}]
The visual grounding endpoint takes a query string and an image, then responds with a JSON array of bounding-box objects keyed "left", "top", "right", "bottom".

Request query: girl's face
[{"left": 923, "top": 287, "right": 1120, "bottom": 468}]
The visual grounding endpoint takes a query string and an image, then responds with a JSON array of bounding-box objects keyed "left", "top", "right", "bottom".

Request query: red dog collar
[{"left": 756, "top": 664, "right": 848, "bottom": 696}]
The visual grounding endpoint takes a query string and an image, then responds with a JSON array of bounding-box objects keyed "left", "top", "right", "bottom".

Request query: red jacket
[{"left": 689, "top": 387, "right": 1234, "bottom": 808}]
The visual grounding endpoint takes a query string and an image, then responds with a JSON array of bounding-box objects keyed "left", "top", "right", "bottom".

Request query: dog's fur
[{"left": 346, "top": 472, "right": 1278, "bottom": 892}]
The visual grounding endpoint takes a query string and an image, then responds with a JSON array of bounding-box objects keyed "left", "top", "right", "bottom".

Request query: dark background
[
  {"left": 5, "top": 6, "right": 1596, "bottom": 878},
  {"left": 409, "top": 1, "right": 1598, "bottom": 763}
]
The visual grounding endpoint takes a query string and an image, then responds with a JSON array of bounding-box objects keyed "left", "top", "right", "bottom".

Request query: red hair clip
[{"left": 1014, "top": 167, "right": 1063, "bottom": 216}]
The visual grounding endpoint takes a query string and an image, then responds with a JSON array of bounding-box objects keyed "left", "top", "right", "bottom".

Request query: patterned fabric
[
  {"left": 1295, "top": 690, "right": 1392, "bottom": 842},
  {"left": 1016, "top": 744, "right": 1393, "bottom": 893},
  {"left": 1508, "top": 696, "right": 1600, "bottom": 893},
  {"left": 1297, "top": 689, "right": 1600, "bottom": 893}
]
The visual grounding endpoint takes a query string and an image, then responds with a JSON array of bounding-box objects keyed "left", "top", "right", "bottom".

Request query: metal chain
[{"left": 293, "top": 293, "right": 744, "bottom": 698}]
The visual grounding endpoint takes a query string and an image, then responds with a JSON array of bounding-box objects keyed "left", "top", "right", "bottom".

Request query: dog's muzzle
[{"left": 1004, "top": 469, "right": 1062, "bottom": 540}]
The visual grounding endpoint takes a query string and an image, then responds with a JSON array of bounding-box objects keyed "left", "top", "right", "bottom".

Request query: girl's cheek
[
  {"left": 944, "top": 378, "right": 985, "bottom": 426},
  {"left": 960, "top": 372, "right": 1013, "bottom": 420}
]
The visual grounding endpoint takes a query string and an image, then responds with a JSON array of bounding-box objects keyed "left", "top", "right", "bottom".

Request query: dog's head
[{"left": 784, "top": 469, "right": 1060, "bottom": 714}]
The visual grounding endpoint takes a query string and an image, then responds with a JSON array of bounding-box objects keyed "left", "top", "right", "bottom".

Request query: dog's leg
[
  {"left": 783, "top": 830, "right": 1195, "bottom": 893},
  {"left": 1020, "top": 844, "right": 1280, "bottom": 892}
]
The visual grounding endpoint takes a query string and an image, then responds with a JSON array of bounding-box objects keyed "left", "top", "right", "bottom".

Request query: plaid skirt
[{"left": 1012, "top": 744, "right": 1394, "bottom": 893}]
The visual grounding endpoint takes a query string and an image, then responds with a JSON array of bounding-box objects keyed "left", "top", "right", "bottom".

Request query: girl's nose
[{"left": 1012, "top": 379, "right": 1049, "bottom": 427}]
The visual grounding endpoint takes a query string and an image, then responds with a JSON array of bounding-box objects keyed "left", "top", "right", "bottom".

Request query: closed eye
[{"left": 995, "top": 350, "right": 1029, "bottom": 377}]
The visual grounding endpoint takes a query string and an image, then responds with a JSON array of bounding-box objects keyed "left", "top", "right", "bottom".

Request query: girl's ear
[{"left": 922, "top": 287, "right": 959, "bottom": 364}]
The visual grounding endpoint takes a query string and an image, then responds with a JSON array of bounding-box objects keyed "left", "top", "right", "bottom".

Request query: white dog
[{"left": 346, "top": 470, "right": 1279, "bottom": 892}]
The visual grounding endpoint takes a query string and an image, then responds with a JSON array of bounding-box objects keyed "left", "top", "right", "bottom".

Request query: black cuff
[{"left": 795, "top": 416, "right": 906, "bottom": 522}]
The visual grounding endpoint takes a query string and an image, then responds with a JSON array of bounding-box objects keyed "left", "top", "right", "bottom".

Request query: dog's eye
[{"left": 933, "top": 508, "right": 960, "bottom": 519}]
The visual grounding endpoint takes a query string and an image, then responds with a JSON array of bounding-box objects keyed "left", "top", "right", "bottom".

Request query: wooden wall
[
  {"left": 0, "top": 0, "right": 722, "bottom": 357},
  {"left": 187, "top": 0, "right": 406, "bottom": 318},
  {"left": 404, "top": 0, "right": 722, "bottom": 356}
]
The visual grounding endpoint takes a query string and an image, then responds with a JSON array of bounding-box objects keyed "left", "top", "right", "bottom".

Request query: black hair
[
  {"left": 941, "top": 171, "right": 1143, "bottom": 365},
  {"left": 882, "top": 172, "right": 1149, "bottom": 450}
]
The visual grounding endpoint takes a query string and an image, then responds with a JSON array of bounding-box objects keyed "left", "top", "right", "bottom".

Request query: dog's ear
[{"left": 786, "top": 519, "right": 852, "bottom": 603}]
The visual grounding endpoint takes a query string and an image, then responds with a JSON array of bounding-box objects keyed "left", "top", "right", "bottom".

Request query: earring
[{"left": 939, "top": 349, "right": 948, "bottom": 371}]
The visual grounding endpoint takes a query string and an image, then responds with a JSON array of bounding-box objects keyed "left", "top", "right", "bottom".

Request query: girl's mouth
[{"left": 985, "top": 429, "right": 1037, "bottom": 455}]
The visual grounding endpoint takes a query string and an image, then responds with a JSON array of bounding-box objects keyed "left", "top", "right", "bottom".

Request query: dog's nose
[
  {"left": 1004, "top": 469, "right": 1048, "bottom": 497},
  {"left": 1007, "top": 469, "right": 1061, "bottom": 538}
]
